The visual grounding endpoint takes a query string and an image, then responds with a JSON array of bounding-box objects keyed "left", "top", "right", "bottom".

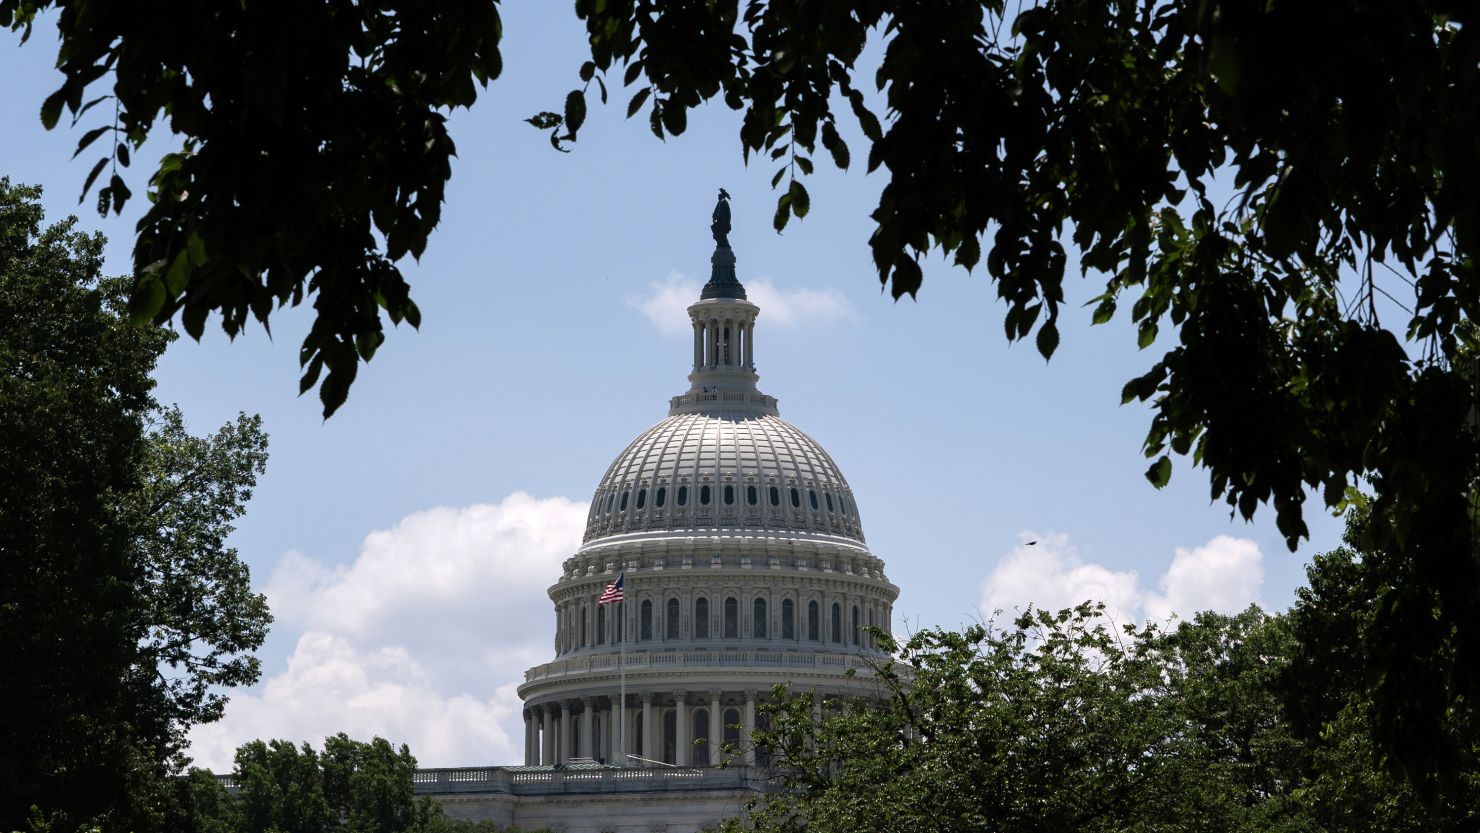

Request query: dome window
[
  {"left": 809, "top": 489, "right": 819, "bottom": 510},
  {"left": 782, "top": 599, "right": 795, "bottom": 640},
  {"left": 825, "top": 492, "right": 835, "bottom": 512},
  {"left": 607, "top": 494, "right": 615, "bottom": 513},
  {"left": 666, "top": 597, "right": 680, "bottom": 639},
  {"left": 723, "top": 484, "right": 735, "bottom": 504},
  {"left": 790, "top": 488, "right": 800, "bottom": 508},
  {"left": 695, "top": 597, "right": 710, "bottom": 638},
  {"left": 807, "top": 601, "right": 819, "bottom": 641},
  {"left": 620, "top": 492, "right": 629, "bottom": 511},
  {"left": 700, "top": 485, "right": 712, "bottom": 505},
  {"left": 636, "top": 489, "right": 647, "bottom": 509},
  {"left": 724, "top": 597, "right": 738, "bottom": 638},
  {"left": 769, "top": 486, "right": 780, "bottom": 506},
  {"left": 753, "top": 598, "right": 768, "bottom": 639},
  {"left": 747, "top": 485, "right": 758, "bottom": 505},
  {"left": 641, "top": 599, "right": 653, "bottom": 641},
  {"left": 677, "top": 485, "right": 688, "bottom": 506},
  {"left": 656, "top": 487, "right": 666, "bottom": 507}
]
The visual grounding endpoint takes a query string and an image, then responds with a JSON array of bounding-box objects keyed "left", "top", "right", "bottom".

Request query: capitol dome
[
  {"left": 516, "top": 191, "right": 898, "bottom": 775},
  {"left": 582, "top": 411, "right": 865, "bottom": 544}
]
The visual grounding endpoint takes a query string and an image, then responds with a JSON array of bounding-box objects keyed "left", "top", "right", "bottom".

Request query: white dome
[{"left": 583, "top": 410, "right": 864, "bottom": 543}]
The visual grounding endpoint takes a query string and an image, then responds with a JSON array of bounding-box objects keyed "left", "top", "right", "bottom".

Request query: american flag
[{"left": 598, "top": 572, "right": 625, "bottom": 605}]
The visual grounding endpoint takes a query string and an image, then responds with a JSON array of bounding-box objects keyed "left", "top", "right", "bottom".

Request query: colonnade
[
  {"left": 691, "top": 316, "right": 755, "bottom": 372},
  {"left": 524, "top": 690, "right": 789, "bottom": 768}
]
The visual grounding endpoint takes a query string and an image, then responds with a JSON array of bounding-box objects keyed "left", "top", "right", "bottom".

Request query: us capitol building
[{"left": 419, "top": 193, "right": 900, "bottom": 831}]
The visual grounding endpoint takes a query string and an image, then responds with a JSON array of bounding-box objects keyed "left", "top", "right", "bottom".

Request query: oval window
[
  {"left": 607, "top": 494, "right": 615, "bottom": 512},
  {"left": 724, "top": 484, "right": 734, "bottom": 504},
  {"left": 769, "top": 486, "right": 780, "bottom": 506},
  {"left": 825, "top": 492, "right": 835, "bottom": 512},
  {"left": 620, "top": 491, "right": 629, "bottom": 510},
  {"left": 700, "top": 485, "right": 711, "bottom": 505},
  {"left": 636, "top": 489, "right": 646, "bottom": 509},
  {"left": 809, "top": 489, "right": 819, "bottom": 510},
  {"left": 747, "top": 485, "right": 758, "bottom": 505},
  {"left": 790, "top": 488, "right": 800, "bottom": 508},
  {"left": 677, "top": 485, "right": 688, "bottom": 506},
  {"left": 656, "top": 486, "right": 666, "bottom": 507}
]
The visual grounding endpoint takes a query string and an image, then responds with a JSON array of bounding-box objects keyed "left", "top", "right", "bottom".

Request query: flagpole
[{"left": 618, "top": 595, "right": 626, "bottom": 767}]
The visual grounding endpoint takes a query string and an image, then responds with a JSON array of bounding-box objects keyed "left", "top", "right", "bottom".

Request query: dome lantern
[{"left": 673, "top": 189, "right": 774, "bottom": 417}]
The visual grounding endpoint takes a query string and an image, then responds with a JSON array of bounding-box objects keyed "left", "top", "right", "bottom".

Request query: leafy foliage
[
  {"left": 1, "top": 0, "right": 503, "bottom": 416},
  {"left": 730, "top": 602, "right": 1478, "bottom": 833},
  {"left": 0, "top": 179, "right": 271, "bottom": 833}
]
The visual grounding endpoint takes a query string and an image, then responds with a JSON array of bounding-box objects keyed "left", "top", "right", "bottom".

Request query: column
[
  {"left": 745, "top": 320, "right": 754, "bottom": 368},
  {"left": 693, "top": 321, "right": 704, "bottom": 371},
  {"left": 709, "top": 319, "right": 719, "bottom": 368},
  {"left": 708, "top": 692, "right": 722, "bottom": 767},
  {"left": 541, "top": 707, "right": 554, "bottom": 765},
  {"left": 743, "top": 690, "right": 756, "bottom": 766},
  {"left": 559, "top": 701, "right": 573, "bottom": 764},
  {"left": 582, "top": 699, "right": 595, "bottom": 759},
  {"left": 609, "top": 699, "right": 622, "bottom": 764},
  {"left": 524, "top": 711, "right": 535, "bottom": 765},
  {"left": 642, "top": 693, "right": 656, "bottom": 764},
  {"left": 675, "top": 693, "right": 690, "bottom": 767}
]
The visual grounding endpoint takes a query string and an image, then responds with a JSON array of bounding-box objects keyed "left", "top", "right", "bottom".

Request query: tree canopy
[
  {"left": 4, "top": 0, "right": 1479, "bottom": 783},
  {"left": 728, "top": 601, "right": 1479, "bottom": 833},
  {"left": 0, "top": 179, "right": 271, "bottom": 833}
]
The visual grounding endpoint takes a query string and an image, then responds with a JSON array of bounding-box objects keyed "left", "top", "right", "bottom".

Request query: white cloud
[
  {"left": 188, "top": 492, "right": 586, "bottom": 772},
  {"left": 979, "top": 532, "right": 1264, "bottom": 627},
  {"left": 630, "top": 271, "right": 855, "bottom": 335}
]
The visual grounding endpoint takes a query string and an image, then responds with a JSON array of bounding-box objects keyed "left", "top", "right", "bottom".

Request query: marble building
[{"left": 426, "top": 193, "right": 900, "bottom": 831}]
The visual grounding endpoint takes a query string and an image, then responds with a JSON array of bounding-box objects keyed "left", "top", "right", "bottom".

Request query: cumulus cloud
[
  {"left": 980, "top": 532, "right": 1264, "bottom": 627},
  {"left": 631, "top": 271, "right": 855, "bottom": 335},
  {"left": 188, "top": 492, "right": 585, "bottom": 771}
]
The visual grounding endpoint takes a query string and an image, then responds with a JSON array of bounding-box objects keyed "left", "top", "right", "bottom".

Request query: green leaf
[
  {"left": 1035, "top": 320, "right": 1059, "bottom": 359},
  {"left": 626, "top": 87, "right": 651, "bottom": 119},
  {"left": 789, "top": 180, "right": 810, "bottom": 219},
  {"left": 79, "top": 155, "right": 109, "bottom": 202},
  {"left": 525, "top": 112, "right": 562, "bottom": 130},
  {"left": 579, "top": 61, "right": 595, "bottom": 82},
  {"left": 40, "top": 87, "right": 66, "bottom": 129},
  {"left": 1145, "top": 455, "right": 1172, "bottom": 488},
  {"left": 71, "top": 125, "right": 111, "bottom": 159},
  {"left": 773, "top": 193, "right": 792, "bottom": 233},
  {"left": 660, "top": 99, "right": 687, "bottom": 135},
  {"left": 563, "top": 90, "right": 587, "bottom": 136},
  {"left": 821, "top": 121, "right": 850, "bottom": 169}
]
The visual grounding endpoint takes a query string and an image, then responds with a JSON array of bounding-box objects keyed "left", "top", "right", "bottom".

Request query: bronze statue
[{"left": 711, "top": 188, "right": 732, "bottom": 248}]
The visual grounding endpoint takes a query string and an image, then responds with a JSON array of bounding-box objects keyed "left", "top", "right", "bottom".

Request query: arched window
[
  {"left": 641, "top": 599, "right": 653, "bottom": 640},
  {"left": 782, "top": 599, "right": 795, "bottom": 640},
  {"left": 769, "top": 486, "right": 780, "bottom": 506},
  {"left": 620, "top": 491, "right": 629, "bottom": 510},
  {"left": 753, "top": 598, "right": 768, "bottom": 638},
  {"left": 693, "top": 708, "right": 711, "bottom": 766},
  {"left": 597, "top": 607, "right": 606, "bottom": 644},
  {"left": 825, "top": 492, "right": 834, "bottom": 512},
  {"left": 839, "top": 496, "right": 848, "bottom": 517},
  {"left": 851, "top": 605, "right": 860, "bottom": 645},
  {"left": 656, "top": 486, "right": 666, "bottom": 507},
  {"left": 809, "top": 489, "right": 819, "bottom": 510},
  {"left": 790, "top": 488, "right": 801, "bottom": 508},
  {"left": 700, "top": 484, "right": 711, "bottom": 505},
  {"left": 666, "top": 597, "right": 680, "bottom": 639},
  {"left": 636, "top": 489, "right": 646, "bottom": 509},
  {"left": 695, "top": 597, "right": 710, "bottom": 638},
  {"left": 807, "top": 601, "right": 819, "bottom": 641},
  {"left": 724, "top": 597, "right": 738, "bottom": 638},
  {"left": 831, "top": 603, "right": 842, "bottom": 643},
  {"left": 723, "top": 708, "right": 741, "bottom": 747},
  {"left": 606, "top": 493, "right": 615, "bottom": 512},
  {"left": 747, "top": 485, "right": 758, "bottom": 505},
  {"left": 677, "top": 485, "right": 688, "bottom": 506},
  {"left": 580, "top": 606, "right": 588, "bottom": 648},
  {"left": 724, "top": 484, "right": 735, "bottom": 504}
]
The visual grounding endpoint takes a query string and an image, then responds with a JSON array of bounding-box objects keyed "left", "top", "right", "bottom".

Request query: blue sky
[{"left": 2, "top": 6, "right": 1347, "bottom": 768}]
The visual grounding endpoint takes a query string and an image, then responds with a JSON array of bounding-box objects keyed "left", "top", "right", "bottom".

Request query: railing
[
  {"left": 217, "top": 766, "right": 766, "bottom": 796},
  {"left": 522, "top": 648, "right": 880, "bottom": 683}
]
